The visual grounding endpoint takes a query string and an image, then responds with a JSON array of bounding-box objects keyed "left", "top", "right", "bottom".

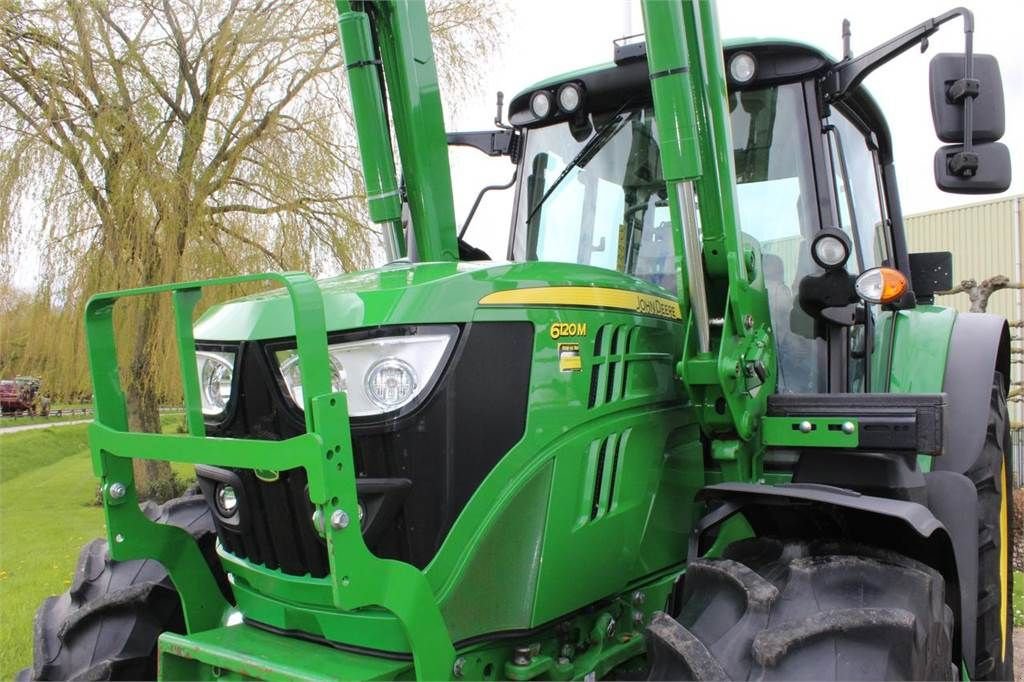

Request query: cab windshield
[{"left": 511, "top": 106, "right": 676, "bottom": 293}]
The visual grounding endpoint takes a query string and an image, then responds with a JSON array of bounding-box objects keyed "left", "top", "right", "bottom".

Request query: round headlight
[
  {"left": 215, "top": 483, "right": 238, "bottom": 517},
  {"left": 558, "top": 83, "right": 582, "bottom": 113},
  {"left": 365, "top": 358, "right": 418, "bottom": 411},
  {"left": 729, "top": 52, "right": 756, "bottom": 84},
  {"left": 811, "top": 232, "right": 851, "bottom": 269},
  {"left": 530, "top": 91, "right": 552, "bottom": 119},
  {"left": 278, "top": 353, "right": 345, "bottom": 408},
  {"left": 197, "top": 351, "right": 234, "bottom": 416}
]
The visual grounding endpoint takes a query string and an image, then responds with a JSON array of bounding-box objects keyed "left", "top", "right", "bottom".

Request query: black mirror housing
[
  {"left": 934, "top": 142, "right": 1011, "bottom": 194},
  {"left": 929, "top": 53, "right": 1005, "bottom": 143}
]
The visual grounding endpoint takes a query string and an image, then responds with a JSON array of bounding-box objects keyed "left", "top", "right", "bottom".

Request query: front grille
[{"left": 197, "top": 322, "right": 533, "bottom": 577}]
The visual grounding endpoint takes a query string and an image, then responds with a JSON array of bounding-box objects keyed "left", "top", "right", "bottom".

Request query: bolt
[
  {"left": 841, "top": 421, "right": 856, "bottom": 435},
  {"left": 632, "top": 590, "right": 645, "bottom": 606},
  {"left": 560, "top": 644, "right": 574, "bottom": 659},
  {"left": 633, "top": 610, "right": 645, "bottom": 628},
  {"left": 108, "top": 482, "right": 126, "bottom": 499},
  {"left": 798, "top": 420, "right": 813, "bottom": 433},
  {"left": 606, "top": 617, "right": 616, "bottom": 639},
  {"left": 312, "top": 509, "right": 324, "bottom": 534},
  {"left": 512, "top": 646, "right": 531, "bottom": 666},
  {"left": 452, "top": 657, "right": 466, "bottom": 678},
  {"left": 557, "top": 656, "right": 571, "bottom": 667},
  {"left": 743, "top": 314, "right": 755, "bottom": 330},
  {"left": 330, "top": 509, "right": 350, "bottom": 530}
]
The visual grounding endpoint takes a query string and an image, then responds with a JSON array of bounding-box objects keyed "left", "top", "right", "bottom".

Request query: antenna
[{"left": 842, "top": 18, "right": 852, "bottom": 60}]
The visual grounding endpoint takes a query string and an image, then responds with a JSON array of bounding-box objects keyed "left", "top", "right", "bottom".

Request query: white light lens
[
  {"left": 215, "top": 484, "right": 238, "bottom": 516},
  {"left": 365, "top": 358, "right": 417, "bottom": 410},
  {"left": 278, "top": 353, "right": 345, "bottom": 409},
  {"left": 813, "top": 235, "right": 849, "bottom": 268},
  {"left": 558, "top": 84, "right": 581, "bottom": 113},
  {"left": 276, "top": 331, "right": 455, "bottom": 417},
  {"left": 196, "top": 351, "right": 235, "bottom": 416},
  {"left": 729, "top": 52, "right": 756, "bottom": 83},
  {"left": 530, "top": 91, "right": 552, "bottom": 118},
  {"left": 855, "top": 269, "right": 885, "bottom": 303}
]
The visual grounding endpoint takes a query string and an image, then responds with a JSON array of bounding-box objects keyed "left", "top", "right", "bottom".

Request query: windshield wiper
[{"left": 525, "top": 101, "right": 639, "bottom": 224}]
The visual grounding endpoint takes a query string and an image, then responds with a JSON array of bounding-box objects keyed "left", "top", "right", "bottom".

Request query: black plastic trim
[
  {"left": 925, "top": 470, "right": 980, "bottom": 675},
  {"left": 935, "top": 312, "right": 1010, "bottom": 475},
  {"left": 768, "top": 392, "right": 947, "bottom": 455}
]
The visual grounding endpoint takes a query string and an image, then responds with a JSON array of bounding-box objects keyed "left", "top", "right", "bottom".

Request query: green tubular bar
[{"left": 84, "top": 272, "right": 454, "bottom": 680}]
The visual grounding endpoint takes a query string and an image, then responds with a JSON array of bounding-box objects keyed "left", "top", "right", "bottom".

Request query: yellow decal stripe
[
  {"left": 1000, "top": 458, "right": 1009, "bottom": 661},
  {"left": 479, "top": 287, "right": 682, "bottom": 320}
]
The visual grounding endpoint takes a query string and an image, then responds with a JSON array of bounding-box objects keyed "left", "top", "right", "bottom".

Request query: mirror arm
[
  {"left": 824, "top": 7, "right": 973, "bottom": 104},
  {"left": 446, "top": 130, "right": 520, "bottom": 160}
]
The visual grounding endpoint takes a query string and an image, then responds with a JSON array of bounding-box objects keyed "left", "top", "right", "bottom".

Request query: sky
[{"left": 450, "top": 0, "right": 1024, "bottom": 259}]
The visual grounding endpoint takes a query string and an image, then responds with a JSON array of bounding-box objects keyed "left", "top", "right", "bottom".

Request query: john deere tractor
[{"left": 23, "top": 1, "right": 1014, "bottom": 680}]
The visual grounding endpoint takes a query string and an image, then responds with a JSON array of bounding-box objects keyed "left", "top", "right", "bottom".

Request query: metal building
[{"left": 904, "top": 194, "right": 1024, "bottom": 483}]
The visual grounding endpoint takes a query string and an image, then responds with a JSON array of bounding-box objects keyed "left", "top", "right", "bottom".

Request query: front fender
[{"left": 936, "top": 311, "right": 1010, "bottom": 475}]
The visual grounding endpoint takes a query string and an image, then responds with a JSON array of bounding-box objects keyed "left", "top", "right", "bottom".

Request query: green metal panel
[
  {"left": 191, "top": 261, "right": 683, "bottom": 342},
  {"left": 159, "top": 625, "right": 411, "bottom": 681},
  {"left": 762, "top": 417, "right": 859, "bottom": 448},
  {"left": 874, "top": 304, "right": 958, "bottom": 472}
]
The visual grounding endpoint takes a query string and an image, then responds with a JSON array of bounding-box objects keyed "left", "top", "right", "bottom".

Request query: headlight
[
  {"left": 196, "top": 351, "right": 235, "bottom": 416},
  {"left": 275, "top": 330, "right": 456, "bottom": 417}
]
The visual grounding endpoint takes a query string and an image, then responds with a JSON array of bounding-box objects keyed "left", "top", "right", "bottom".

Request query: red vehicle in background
[{"left": 0, "top": 376, "right": 41, "bottom": 414}]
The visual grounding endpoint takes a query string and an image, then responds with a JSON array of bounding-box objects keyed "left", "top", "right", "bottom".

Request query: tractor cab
[{"left": 490, "top": 40, "right": 888, "bottom": 394}]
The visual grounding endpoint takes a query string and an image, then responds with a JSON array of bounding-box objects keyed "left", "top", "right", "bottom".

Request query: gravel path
[{"left": 0, "top": 419, "right": 90, "bottom": 435}]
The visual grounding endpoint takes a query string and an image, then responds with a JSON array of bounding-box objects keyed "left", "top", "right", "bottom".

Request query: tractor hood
[{"left": 193, "top": 260, "right": 678, "bottom": 341}]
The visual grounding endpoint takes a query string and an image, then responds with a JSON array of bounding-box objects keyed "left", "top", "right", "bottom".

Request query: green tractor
[{"left": 22, "top": 1, "right": 1014, "bottom": 680}]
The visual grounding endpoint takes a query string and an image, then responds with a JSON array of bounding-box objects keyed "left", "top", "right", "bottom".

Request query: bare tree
[
  {"left": 938, "top": 275, "right": 1024, "bottom": 313},
  {"left": 0, "top": 0, "right": 500, "bottom": 496}
]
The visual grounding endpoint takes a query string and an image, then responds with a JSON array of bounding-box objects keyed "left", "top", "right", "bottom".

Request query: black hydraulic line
[{"left": 458, "top": 168, "right": 518, "bottom": 239}]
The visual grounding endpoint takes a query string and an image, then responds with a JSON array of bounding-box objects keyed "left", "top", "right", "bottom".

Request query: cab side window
[{"left": 827, "top": 112, "right": 890, "bottom": 272}]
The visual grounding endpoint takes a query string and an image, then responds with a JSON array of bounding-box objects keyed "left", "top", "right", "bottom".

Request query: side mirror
[
  {"left": 930, "top": 53, "right": 1004, "bottom": 142},
  {"left": 929, "top": 52, "right": 1010, "bottom": 193},
  {"left": 934, "top": 142, "right": 1011, "bottom": 194}
]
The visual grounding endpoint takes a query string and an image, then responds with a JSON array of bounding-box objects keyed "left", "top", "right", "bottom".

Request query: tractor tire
[
  {"left": 646, "top": 538, "right": 954, "bottom": 680},
  {"left": 19, "top": 493, "right": 224, "bottom": 681},
  {"left": 962, "top": 372, "right": 1014, "bottom": 680}
]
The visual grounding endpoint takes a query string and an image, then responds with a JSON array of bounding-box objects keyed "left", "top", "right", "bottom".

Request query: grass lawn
[
  {"left": 1015, "top": 571, "right": 1024, "bottom": 627},
  {"left": 0, "top": 418, "right": 193, "bottom": 679}
]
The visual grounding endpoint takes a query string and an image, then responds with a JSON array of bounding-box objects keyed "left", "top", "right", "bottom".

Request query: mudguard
[
  {"left": 695, "top": 480, "right": 982, "bottom": 675},
  {"left": 934, "top": 312, "right": 1010, "bottom": 475}
]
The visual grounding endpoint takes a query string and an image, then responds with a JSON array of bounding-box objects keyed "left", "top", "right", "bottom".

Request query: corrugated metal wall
[
  {"left": 904, "top": 194, "right": 1024, "bottom": 484},
  {"left": 905, "top": 196, "right": 1023, "bottom": 322}
]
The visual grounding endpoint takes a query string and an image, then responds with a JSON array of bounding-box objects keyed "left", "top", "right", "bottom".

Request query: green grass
[
  {"left": 1014, "top": 571, "right": 1024, "bottom": 627},
  {"left": 0, "top": 417, "right": 194, "bottom": 679}
]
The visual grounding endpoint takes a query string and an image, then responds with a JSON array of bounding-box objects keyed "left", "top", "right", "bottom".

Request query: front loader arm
[
  {"left": 641, "top": 0, "right": 776, "bottom": 451},
  {"left": 335, "top": 0, "right": 459, "bottom": 262}
]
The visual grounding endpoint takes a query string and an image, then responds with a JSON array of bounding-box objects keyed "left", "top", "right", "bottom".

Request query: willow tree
[{"left": 0, "top": 0, "right": 499, "bottom": 495}]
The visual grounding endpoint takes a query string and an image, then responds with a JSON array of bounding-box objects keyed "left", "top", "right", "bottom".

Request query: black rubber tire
[
  {"left": 647, "top": 538, "right": 954, "bottom": 680},
  {"left": 965, "top": 372, "right": 1014, "bottom": 680},
  {"left": 19, "top": 494, "right": 224, "bottom": 681}
]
